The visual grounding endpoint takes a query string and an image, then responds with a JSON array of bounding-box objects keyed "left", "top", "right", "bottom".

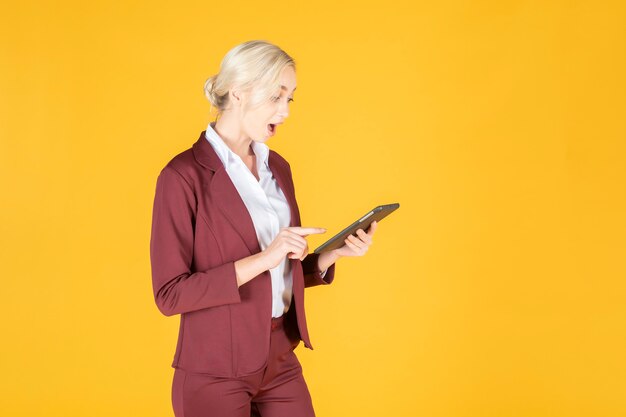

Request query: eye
[{"left": 270, "top": 95, "right": 294, "bottom": 103}]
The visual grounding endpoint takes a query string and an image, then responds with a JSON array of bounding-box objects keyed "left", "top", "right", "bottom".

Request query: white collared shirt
[{"left": 204, "top": 121, "right": 325, "bottom": 317}]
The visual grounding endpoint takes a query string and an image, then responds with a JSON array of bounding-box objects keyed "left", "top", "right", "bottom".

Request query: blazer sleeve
[
  {"left": 301, "top": 252, "right": 336, "bottom": 287},
  {"left": 150, "top": 165, "right": 241, "bottom": 316}
]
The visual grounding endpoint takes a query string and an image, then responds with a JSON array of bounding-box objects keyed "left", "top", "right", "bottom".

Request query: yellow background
[{"left": 1, "top": 1, "right": 625, "bottom": 416}]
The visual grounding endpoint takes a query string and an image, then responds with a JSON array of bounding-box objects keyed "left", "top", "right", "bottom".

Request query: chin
[{"left": 246, "top": 129, "right": 267, "bottom": 143}]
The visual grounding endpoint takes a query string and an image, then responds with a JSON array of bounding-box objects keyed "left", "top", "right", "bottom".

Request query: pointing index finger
[{"left": 289, "top": 227, "right": 327, "bottom": 236}]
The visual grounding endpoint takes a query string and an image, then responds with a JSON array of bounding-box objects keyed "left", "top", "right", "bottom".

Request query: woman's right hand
[{"left": 262, "top": 227, "right": 327, "bottom": 270}]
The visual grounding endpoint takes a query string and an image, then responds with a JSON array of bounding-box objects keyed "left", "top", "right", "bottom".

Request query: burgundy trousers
[{"left": 171, "top": 315, "right": 316, "bottom": 417}]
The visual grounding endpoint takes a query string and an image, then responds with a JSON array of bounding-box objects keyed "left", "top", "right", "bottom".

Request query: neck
[{"left": 213, "top": 113, "right": 254, "bottom": 159}]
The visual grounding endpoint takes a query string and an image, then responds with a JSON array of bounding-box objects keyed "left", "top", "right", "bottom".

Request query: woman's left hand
[{"left": 332, "top": 220, "right": 378, "bottom": 258}]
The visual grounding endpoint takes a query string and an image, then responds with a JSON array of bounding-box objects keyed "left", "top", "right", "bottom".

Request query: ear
[
  {"left": 229, "top": 87, "right": 245, "bottom": 107},
  {"left": 229, "top": 89, "right": 239, "bottom": 103}
]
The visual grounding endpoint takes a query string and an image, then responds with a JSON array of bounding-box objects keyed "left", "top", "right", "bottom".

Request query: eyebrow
[{"left": 280, "top": 85, "right": 297, "bottom": 93}]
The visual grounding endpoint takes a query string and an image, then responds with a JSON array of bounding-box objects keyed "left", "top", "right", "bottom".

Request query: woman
[{"left": 149, "top": 40, "right": 377, "bottom": 417}]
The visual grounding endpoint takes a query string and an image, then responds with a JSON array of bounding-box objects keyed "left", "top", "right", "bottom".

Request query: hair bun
[{"left": 203, "top": 76, "right": 217, "bottom": 105}]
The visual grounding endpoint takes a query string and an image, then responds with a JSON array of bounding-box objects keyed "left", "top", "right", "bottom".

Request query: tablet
[{"left": 313, "top": 203, "right": 400, "bottom": 254}]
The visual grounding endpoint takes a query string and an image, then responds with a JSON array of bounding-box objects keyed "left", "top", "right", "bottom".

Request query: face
[{"left": 240, "top": 65, "right": 297, "bottom": 143}]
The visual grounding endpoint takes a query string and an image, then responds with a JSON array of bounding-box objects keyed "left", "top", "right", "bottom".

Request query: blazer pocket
[{"left": 179, "top": 306, "right": 235, "bottom": 376}]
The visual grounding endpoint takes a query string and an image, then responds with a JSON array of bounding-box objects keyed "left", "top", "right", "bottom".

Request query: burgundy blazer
[{"left": 150, "top": 130, "right": 336, "bottom": 376}]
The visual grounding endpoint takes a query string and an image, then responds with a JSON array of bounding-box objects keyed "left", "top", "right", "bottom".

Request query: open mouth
[{"left": 267, "top": 123, "right": 276, "bottom": 136}]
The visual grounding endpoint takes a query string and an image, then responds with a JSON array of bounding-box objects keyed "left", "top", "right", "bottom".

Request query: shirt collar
[{"left": 205, "top": 121, "right": 270, "bottom": 169}]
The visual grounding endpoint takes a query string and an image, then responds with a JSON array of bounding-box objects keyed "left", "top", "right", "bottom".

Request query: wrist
[
  {"left": 317, "top": 250, "right": 341, "bottom": 272},
  {"left": 327, "top": 250, "right": 342, "bottom": 262},
  {"left": 257, "top": 249, "right": 275, "bottom": 272}
]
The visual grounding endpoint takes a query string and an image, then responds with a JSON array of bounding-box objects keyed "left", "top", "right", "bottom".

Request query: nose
[{"left": 278, "top": 99, "right": 290, "bottom": 118}]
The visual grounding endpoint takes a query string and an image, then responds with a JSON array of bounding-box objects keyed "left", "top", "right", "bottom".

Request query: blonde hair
[{"left": 204, "top": 40, "right": 296, "bottom": 118}]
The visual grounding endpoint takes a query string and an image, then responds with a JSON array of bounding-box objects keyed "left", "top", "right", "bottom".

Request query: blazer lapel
[
  {"left": 192, "top": 131, "right": 300, "bottom": 256},
  {"left": 211, "top": 169, "right": 261, "bottom": 254},
  {"left": 192, "top": 132, "right": 260, "bottom": 255}
]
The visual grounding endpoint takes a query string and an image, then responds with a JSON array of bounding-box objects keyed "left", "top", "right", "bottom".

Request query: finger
[
  {"left": 285, "top": 236, "right": 307, "bottom": 250},
  {"left": 285, "top": 230, "right": 306, "bottom": 245},
  {"left": 287, "top": 227, "right": 327, "bottom": 236},
  {"left": 288, "top": 245, "right": 308, "bottom": 260},
  {"left": 299, "top": 246, "right": 309, "bottom": 261},
  {"left": 289, "top": 249, "right": 305, "bottom": 258},
  {"left": 356, "top": 229, "right": 372, "bottom": 244},
  {"left": 300, "top": 240, "right": 309, "bottom": 261},
  {"left": 296, "top": 242, "right": 309, "bottom": 261},
  {"left": 344, "top": 238, "right": 360, "bottom": 254},
  {"left": 347, "top": 234, "right": 366, "bottom": 249},
  {"left": 356, "top": 229, "right": 373, "bottom": 245},
  {"left": 288, "top": 242, "right": 306, "bottom": 256},
  {"left": 367, "top": 221, "right": 378, "bottom": 236}
]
